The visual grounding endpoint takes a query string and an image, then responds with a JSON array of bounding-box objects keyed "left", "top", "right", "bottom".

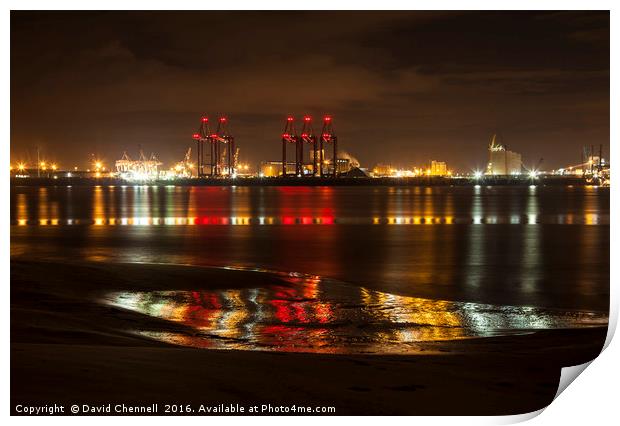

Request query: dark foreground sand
[{"left": 11, "top": 259, "right": 607, "bottom": 415}]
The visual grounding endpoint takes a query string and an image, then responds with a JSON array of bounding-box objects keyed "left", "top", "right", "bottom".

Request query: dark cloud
[{"left": 11, "top": 11, "right": 609, "bottom": 170}]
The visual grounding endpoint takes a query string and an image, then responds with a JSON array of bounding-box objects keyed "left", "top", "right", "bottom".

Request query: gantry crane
[
  {"left": 281, "top": 116, "right": 299, "bottom": 177},
  {"left": 213, "top": 116, "right": 236, "bottom": 176},
  {"left": 300, "top": 116, "right": 319, "bottom": 176},
  {"left": 319, "top": 116, "right": 338, "bottom": 177},
  {"left": 193, "top": 116, "right": 211, "bottom": 177},
  {"left": 193, "top": 116, "right": 236, "bottom": 177}
]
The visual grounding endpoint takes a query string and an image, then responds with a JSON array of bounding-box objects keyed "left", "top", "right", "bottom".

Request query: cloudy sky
[{"left": 11, "top": 11, "right": 609, "bottom": 171}]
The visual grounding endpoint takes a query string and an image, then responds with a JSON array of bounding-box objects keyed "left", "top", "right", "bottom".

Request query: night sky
[{"left": 11, "top": 11, "right": 609, "bottom": 171}]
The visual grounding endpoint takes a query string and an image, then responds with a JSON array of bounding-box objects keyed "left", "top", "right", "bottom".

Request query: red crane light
[{"left": 201, "top": 117, "right": 209, "bottom": 122}]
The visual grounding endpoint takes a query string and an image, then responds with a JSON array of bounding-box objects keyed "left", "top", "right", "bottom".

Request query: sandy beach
[{"left": 11, "top": 259, "right": 607, "bottom": 415}]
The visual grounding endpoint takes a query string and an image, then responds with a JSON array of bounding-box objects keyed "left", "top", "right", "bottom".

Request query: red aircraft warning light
[
  {"left": 287, "top": 116, "right": 294, "bottom": 122},
  {"left": 192, "top": 133, "right": 200, "bottom": 139},
  {"left": 324, "top": 116, "right": 332, "bottom": 122},
  {"left": 201, "top": 117, "right": 209, "bottom": 122},
  {"left": 219, "top": 117, "right": 227, "bottom": 123},
  {"left": 304, "top": 116, "right": 311, "bottom": 122}
]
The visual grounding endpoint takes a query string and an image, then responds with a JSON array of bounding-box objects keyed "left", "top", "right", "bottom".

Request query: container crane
[{"left": 281, "top": 116, "right": 299, "bottom": 177}]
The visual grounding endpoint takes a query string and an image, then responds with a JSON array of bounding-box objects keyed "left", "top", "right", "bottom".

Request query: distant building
[
  {"left": 430, "top": 160, "right": 447, "bottom": 176},
  {"left": 335, "top": 158, "right": 351, "bottom": 174},
  {"left": 485, "top": 135, "right": 522, "bottom": 175},
  {"left": 260, "top": 161, "right": 290, "bottom": 177},
  {"left": 116, "top": 151, "right": 163, "bottom": 181},
  {"left": 372, "top": 163, "right": 393, "bottom": 177}
]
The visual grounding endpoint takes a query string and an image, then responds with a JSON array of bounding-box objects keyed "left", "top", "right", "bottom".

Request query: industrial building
[
  {"left": 115, "top": 151, "right": 163, "bottom": 181},
  {"left": 430, "top": 161, "right": 448, "bottom": 176},
  {"left": 485, "top": 135, "right": 522, "bottom": 175},
  {"left": 260, "top": 161, "right": 296, "bottom": 177},
  {"left": 372, "top": 164, "right": 393, "bottom": 177},
  {"left": 259, "top": 158, "right": 350, "bottom": 177}
]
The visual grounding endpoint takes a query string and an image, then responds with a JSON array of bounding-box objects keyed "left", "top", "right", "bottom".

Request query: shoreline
[
  {"left": 10, "top": 175, "right": 590, "bottom": 187},
  {"left": 10, "top": 258, "right": 608, "bottom": 415}
]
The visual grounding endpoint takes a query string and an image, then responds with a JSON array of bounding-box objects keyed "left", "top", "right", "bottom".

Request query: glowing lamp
[
  {"left": 287, "top": 117, "right": 294, "bottom": 121},
  {"left": 201, "top": 117, "right": 209, "bottom": 122},
  {"left": 219, "top": 117, "right": 227, "bottom": 122},
  {"left": 304, "top": 116, "right": 311, "bottom": 121},
  {"left": 324, "top": 116, "right": 332, "bottom": 122},
  {"left": 192, "top": 133, "right": 200, "bottom": 139}
]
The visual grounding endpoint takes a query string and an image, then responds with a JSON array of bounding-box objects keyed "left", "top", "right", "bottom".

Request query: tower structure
[
  {"left": 281, "top": 116, "right": 299, "bottom": 177},
  {"left": 319, "top": 116, "right": 338, "bottom": 177}
]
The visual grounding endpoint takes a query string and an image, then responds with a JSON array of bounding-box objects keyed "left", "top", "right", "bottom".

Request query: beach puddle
[{"left": 103, "top": 272, "right": 607, "bottom": 354}]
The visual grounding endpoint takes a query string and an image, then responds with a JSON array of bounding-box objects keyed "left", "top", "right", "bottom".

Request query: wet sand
[{"left": 11, "top": 259, "right": 607, "bottom": 415}]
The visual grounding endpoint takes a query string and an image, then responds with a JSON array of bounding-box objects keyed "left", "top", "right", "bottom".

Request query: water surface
[{"left": 11, "top": 185, "right": 610, "bottom": 314}]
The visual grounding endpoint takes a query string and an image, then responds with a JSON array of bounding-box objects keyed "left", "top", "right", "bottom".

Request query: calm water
[{"left": 11, "top": 185, "right": 609, "bottom": 353}]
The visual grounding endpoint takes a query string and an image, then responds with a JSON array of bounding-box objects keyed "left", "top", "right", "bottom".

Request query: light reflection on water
[
  {"left": 103, "top": 273, "right": 607, "bottom": 354},
  {"left": 11, "top": 185, "right": 609, "bottom": 226},
  {"left": 11, "top": 214, "right": 608, "bottom": 226},
  {"left": 11, "top": 185, "right": 610, "bottom": 313}
]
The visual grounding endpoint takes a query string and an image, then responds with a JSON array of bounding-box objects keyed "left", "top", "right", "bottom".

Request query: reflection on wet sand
[{"left": 104, "top": 273, "right": 607, "bottom": 354}]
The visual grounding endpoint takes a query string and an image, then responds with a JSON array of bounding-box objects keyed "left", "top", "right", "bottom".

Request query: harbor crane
[
  {"left": 319, "top": 116, "right": 338, "bottom": 177},
  {"left": 193, "top": 116, "right": 236, "bottom": 177},
  {"left": 281, "top": 116, "right": 300, "bottom": 177},
  {"left": 300, "top": 116, "right": 319, "bottom": 176}
]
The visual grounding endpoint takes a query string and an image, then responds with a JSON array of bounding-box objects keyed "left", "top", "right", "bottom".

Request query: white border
[{"left": 3, "top": 1, "right": 617, "bottom": 424}]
